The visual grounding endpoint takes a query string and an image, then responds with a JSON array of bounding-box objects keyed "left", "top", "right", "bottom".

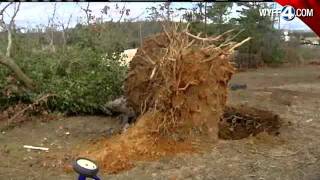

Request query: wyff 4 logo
[{"left": 260, "top": 5, "right": 314, "bottom": 21}]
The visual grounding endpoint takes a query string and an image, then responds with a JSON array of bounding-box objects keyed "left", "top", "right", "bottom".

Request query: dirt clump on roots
[
  {"left": 219, "top": 105, "right": 281, "bottom": 140},
  {"left": 82, "top": 25, "right": 252, "bottom": 174}
]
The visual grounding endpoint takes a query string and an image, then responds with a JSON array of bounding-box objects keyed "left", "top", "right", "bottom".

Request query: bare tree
[
  {"left": 44, "top": 3, "right": 58, "bottom": 52},
  {"left": 58, "top": 13, "right": 72, "bottom": 49},
  {"left": 101, "top": 4, "right": 131, "bottom": 23},
  {"left": 164, "top": 2, "right": 172, "bottom": 21},
  {"left": 0, "top": 2, "right": 35, "bottom": 90},
  {"left": 6, "top": 2, "right": 20, "bottom": 57},
  {"left": 117, "top": 4, "right": 130, "bottom": 23},
  {"left": 147, "top": 3, "right": 172, "bottom": 22},
  {"left": 81, "top": 2, "right": 92, "bottom": 25}
]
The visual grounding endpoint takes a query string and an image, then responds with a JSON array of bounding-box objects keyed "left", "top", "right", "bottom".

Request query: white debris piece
[
  {"left": 306, "top": 119, "right": 313, "bottom": 123},
  {"left": 121, "top": 48, "right": 138, "bottom": 66},
  {"left": 23, "top": 145, "right": 49, "bottom": 151}
]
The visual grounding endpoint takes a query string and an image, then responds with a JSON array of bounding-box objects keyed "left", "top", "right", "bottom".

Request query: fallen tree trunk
[{"left": 0, "top": 53, "right": 35, "bottom": 90}]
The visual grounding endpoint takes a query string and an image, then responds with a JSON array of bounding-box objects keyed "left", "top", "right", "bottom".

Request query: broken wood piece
[
  {"left": 150, "top": 66, "right": 157, "bottom": 80},
  {"left": 23, "top": 145, "right": 49, "bottom": 151}
]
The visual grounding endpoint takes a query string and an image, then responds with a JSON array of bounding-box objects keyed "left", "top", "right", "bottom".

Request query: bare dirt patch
[{"left": 219, "top": 105, "right": 281, "bottom": 140}]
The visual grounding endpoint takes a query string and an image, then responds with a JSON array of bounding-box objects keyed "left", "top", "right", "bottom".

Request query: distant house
[{"left": 300, "top": 37, "right": 320, "bottom": 45}]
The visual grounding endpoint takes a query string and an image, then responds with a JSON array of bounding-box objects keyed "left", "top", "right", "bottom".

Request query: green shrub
[
  {"left": 260, "top": 31, "right": 285, "bottom": 64},
  {"left": 0, "top": 21, "right": 164, "bottom": 114},
  {"left": 1, "top": 44, "right": 127, "bottom": 114}
]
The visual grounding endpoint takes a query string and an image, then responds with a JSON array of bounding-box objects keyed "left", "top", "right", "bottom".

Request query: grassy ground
[{"left": 0, "top": 65, "right": 320, "bottom": 179}]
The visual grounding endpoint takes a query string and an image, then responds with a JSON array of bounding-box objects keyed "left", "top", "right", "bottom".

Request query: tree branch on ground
[{"left": 5, "top": 94, "right": 56, "bottom": 129}]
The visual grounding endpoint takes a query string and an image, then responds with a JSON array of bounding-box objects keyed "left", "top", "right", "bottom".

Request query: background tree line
[{"left": 0, "top": 2, "right": 317, "bottom": 114}]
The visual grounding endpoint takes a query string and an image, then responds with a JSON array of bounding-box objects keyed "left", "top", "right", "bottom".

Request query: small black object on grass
[{"left": 229, "top": 83, "right": 247, "bottom": 91}]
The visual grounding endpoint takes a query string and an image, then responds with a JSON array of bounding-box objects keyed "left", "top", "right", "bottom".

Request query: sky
[{"left": 0, "top": 2, "right": 312, "bottom": 32}]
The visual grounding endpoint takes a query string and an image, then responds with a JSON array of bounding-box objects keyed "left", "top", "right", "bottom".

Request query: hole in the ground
[{"left": 218, "top": 105, "right": 281, "bottom": 140}]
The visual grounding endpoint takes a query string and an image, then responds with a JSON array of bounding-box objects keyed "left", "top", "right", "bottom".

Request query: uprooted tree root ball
[
  {"left": 80, "top": 25, "right": 253, "bottom": 173},
  {"left": 125, "top": 25, "right": 251, "bottom": 139}
]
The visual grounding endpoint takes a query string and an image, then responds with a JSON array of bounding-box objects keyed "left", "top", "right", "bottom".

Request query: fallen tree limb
[
  {"left": 7, "top": 94, "right": 56, "bottom": 125},
  {"left": 0, "top": 53, "right": 35, "bottom": 90}
]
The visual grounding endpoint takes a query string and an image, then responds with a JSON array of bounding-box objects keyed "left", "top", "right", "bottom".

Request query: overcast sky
[{"left": 1, "top": 2, "right": 312, "bottom": 31}]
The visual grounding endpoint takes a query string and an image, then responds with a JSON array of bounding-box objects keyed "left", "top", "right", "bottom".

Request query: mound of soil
[
  {"left": 219, "top": 105, "right": 281, "bottom": 140},
  {"left": 81, "top": 112, "right": 196, "bottom": 174}
]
